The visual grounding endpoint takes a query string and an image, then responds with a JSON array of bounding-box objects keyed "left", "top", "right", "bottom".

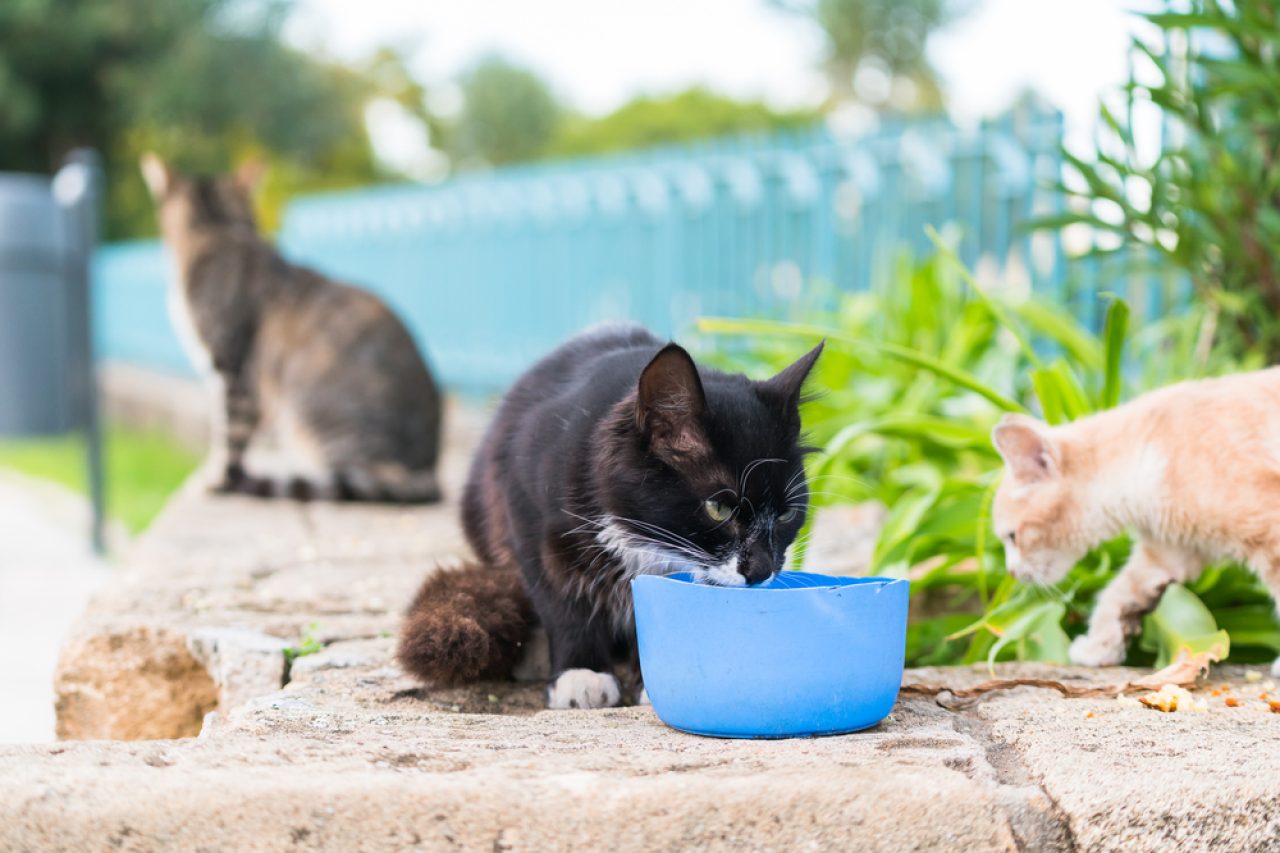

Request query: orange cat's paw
[{"left": 1069, "top": 632, "right": 1125, "bottom": 667}]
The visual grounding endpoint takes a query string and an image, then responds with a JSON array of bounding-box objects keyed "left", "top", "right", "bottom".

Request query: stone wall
[{"left": 5, "top": 405, "right": 1280, "bottom": 851}]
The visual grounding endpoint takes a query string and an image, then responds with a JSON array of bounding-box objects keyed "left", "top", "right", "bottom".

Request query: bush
[
  {"left": 1046, "top": 0, "right": 1280, "bottom": 358},
  {"left": 701, "top": 241, "right": 1280, "bottom": 668}
]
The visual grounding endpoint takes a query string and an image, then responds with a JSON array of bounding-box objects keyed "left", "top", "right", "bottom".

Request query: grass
[{"left": 0, "top": 424, "right": 201, "bottom": 535}]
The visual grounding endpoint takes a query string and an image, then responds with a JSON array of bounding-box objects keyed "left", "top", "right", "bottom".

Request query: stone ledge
[
  {"left": 10, "top": 640, "right": 1280, "bottom": 851},
  {"left": 7, "top": 406, "right": 1280, "bottom": 851}
]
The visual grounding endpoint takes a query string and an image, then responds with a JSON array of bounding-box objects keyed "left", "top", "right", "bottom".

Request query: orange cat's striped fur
[{"left": 991, "top": 367, "right": 1280, "bottom": 676}]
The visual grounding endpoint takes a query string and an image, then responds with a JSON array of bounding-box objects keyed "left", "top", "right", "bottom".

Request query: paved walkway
[{"left": 0, "top": 475, "right": 109, "bottom": 743}]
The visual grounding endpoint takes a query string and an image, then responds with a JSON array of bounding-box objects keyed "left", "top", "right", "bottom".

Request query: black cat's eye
[
  {"left": 778, "top": 508, "right": 800, "bottom": 524},
  {"left": 703, "top": 499, "right": 732, "bottom": 523}
]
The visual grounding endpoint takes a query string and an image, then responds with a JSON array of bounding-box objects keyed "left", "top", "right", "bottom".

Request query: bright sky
[{"left": 284, "top": 0, "right": 1159, "bottom": 168}]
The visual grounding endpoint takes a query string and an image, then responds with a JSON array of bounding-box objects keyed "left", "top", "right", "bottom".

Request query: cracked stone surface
[{"left": 7, "top": 405, "right": 1280, "bottom": 850}]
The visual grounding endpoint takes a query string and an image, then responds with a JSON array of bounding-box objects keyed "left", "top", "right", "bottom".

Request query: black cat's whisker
[
  {"left": 739, "top": 457, "right": 786, "bottom": 493},
  {"left": 560, "top": 509, "right": 611, "bottom": 537},
  {"left": 801, "top": 490, "right": 854, "bottom": 500},
  {"left": 615, "top": 530, "right": 708, "bottom": 562},
  {"left": 566, "top": 512, "right": 714, "bottom": 572},
  {"left": 788, "top": 473, "right": 865, "bottom": 493},
  {"left": 803, "top": 473, "right": 866, "bottom": 484},
  {"left": 605, "top": 527, "right": 711, "bottom": 568},
  {"left": 612, "top": 515, "right": 712, "bottom": 557}
]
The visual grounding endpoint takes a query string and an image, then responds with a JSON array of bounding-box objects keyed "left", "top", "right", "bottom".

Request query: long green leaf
[
  {"left": 1030, "top": 369, "right": 1066, "bottom": 424},
  {"left": 1101, "top": 298, "right": 1130, "bottom": 409},
  {"left": 698, "top": 317, "right": 1028, "bottom": 413},
  {"left": 925, "top": 226, "right": 1044, "bottom": 369},
  {"left": 1139, "top": 584, "right": 1230, "bottom": 669}
]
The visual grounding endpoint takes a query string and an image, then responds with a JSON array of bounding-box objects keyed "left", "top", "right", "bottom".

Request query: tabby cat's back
[{"left": 141, "top": 154, "right": 443, "bottom": 502}]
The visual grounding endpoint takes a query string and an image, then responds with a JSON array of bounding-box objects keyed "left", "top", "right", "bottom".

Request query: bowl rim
[{"left": 631, "top": 571, "right": 909, "bottom": 594}]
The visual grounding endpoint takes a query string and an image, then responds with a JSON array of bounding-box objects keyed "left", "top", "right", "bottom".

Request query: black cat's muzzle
[{"left": 740, "top": 541, "right": 778, "bottom": 585}]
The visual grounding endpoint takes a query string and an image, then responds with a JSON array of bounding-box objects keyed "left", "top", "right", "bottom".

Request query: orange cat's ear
[{"left": 992, "top": 414, "right": 1058, "bottom": 482}]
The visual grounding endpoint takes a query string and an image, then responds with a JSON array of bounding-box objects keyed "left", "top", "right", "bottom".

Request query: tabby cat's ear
[
  {"left": 636, "top": 343, "right": 709, "bottom": 461},
  {"left": 758, "top": 341, "right": 824, "bottom": 430},
  {"left": 139, "top": 153, "right": 171, "bottom": 199},
  {"left": 992, "top": 414, "right": 1058, "bottom": 481},
  {"left": 235, "top": 158, "right": 268, "bottom": 194}
]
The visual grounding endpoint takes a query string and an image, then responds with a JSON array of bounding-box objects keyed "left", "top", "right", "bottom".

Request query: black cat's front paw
[{"left": 546, "top": 669, "right": 622, "bottom": 709}]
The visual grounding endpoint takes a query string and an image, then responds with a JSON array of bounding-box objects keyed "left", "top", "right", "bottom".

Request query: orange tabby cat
[{"left": 991, "top": 367, "right": 1280, "bottom": 675}]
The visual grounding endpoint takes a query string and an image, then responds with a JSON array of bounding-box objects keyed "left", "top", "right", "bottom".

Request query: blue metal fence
[{"left": 95, "top": 109, "right": 1083, "bottom": 393}]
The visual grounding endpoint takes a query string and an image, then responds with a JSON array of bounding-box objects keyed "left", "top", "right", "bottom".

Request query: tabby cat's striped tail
[{"left": 220, "top": 463, "right": 442, "bottom": 504}]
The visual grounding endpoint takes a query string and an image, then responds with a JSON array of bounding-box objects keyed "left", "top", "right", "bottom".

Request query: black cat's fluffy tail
[{"left": 396, "top": 563, "right": 535, "bottom": 685}]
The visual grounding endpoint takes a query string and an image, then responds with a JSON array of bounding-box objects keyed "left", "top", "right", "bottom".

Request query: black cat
[{"left": 398, "top": 325, "right": 822, "bottom": 708}]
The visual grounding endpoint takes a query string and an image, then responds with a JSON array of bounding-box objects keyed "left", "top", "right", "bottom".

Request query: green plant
[
  {"left": 283, "top": 623, "right": 324, "bottom": 665},
  {"left": 1044, "top": 0, "right": 1280, "bottom": 358},
  {"left": 700, "top": 241, "right": 1279, "bottom": 668},
  {"left": 0, "top": 423, "right": 200, "bottom": 535}
]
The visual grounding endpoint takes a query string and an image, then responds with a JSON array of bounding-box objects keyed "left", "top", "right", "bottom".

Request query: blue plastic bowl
[{"left": 631, "top": 571, "right": 909, "bottom": 738}]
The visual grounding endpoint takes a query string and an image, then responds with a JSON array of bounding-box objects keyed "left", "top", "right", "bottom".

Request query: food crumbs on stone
[
  {"left": 1224, "top": 696, "right": 1241, "bottom": 708},
  {"left": 1268, "top": 700, "right": 1280, "bottom": 714},
  {"left": 1136, "top": 684, "right": 1207, "bottom": 713},
  {"left": 1245, "top": 671, "right": 1263, "bottom": 683}
]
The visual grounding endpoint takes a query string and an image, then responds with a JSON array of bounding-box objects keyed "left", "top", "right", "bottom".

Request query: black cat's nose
[{"left": 740, "top": 542, "right": 776, "bottom": 585}]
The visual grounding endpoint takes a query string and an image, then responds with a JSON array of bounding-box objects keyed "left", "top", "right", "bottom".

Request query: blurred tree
[
  {"left": 0, "top": 0, "right": 388, "bottom": 237},
  {"left": 549, "top": 87, "right": 822, "bottom": 158},
  {"left": 770, "top": 0, "right": 972, "bottom": 112},
  {"left": 447, "top": 56, "right": 562, "bottom": 167},
  {"left": 1042, "top": 0, "right": 1280, "bottom": 359}
]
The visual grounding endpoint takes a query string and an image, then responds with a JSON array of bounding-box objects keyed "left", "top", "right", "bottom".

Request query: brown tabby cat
[{"left": 141, "top": 154, "right": 443, "bottom": 501}]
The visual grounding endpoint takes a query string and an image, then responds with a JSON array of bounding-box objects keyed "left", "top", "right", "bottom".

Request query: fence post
[{"left": 53, "top": 149, "right": 105, "bottom": 554}]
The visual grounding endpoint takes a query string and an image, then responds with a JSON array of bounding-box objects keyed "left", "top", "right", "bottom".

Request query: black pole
[{"left": 54, "top": 149, "right": 106, "bottom": 555}]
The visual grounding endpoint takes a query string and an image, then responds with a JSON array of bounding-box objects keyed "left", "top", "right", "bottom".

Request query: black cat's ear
[
  {"left": 758, "top": 341, "right": 824, "bottom": 418},
  {"left": 636, "top": 343, "right": 709, "bottom": 462}
]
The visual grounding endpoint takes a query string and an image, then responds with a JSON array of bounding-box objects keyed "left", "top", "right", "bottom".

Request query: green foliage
[
  {"left": 769, "top": 0, "right": 972, "bottom": 110},
  {"left": 1047, "top": 0, "right": 1280, "bottom": 358},
  {"left": 1140, "top": 584, "right": 1230, "bottom": 670},
  {"left": 284, "top": 623, "right": 324, "bottom": 664},
  {"left": 550, "top": 88, "right": 821, "bottom": 159},
  {"left": 446, "top": 71, "right": 823, "bottom": 167},
  {"left": 0, "top": 423, "right": 199, "bottom": 535},
  {"left": 447, "top": 56, "right": 563, "bottom": 168},
  {"left": 0, "top": 0, "right": 390, "bottom": 238},
  {"left": 701, "top": 244, "right": 1280, "bottom": 668}
]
